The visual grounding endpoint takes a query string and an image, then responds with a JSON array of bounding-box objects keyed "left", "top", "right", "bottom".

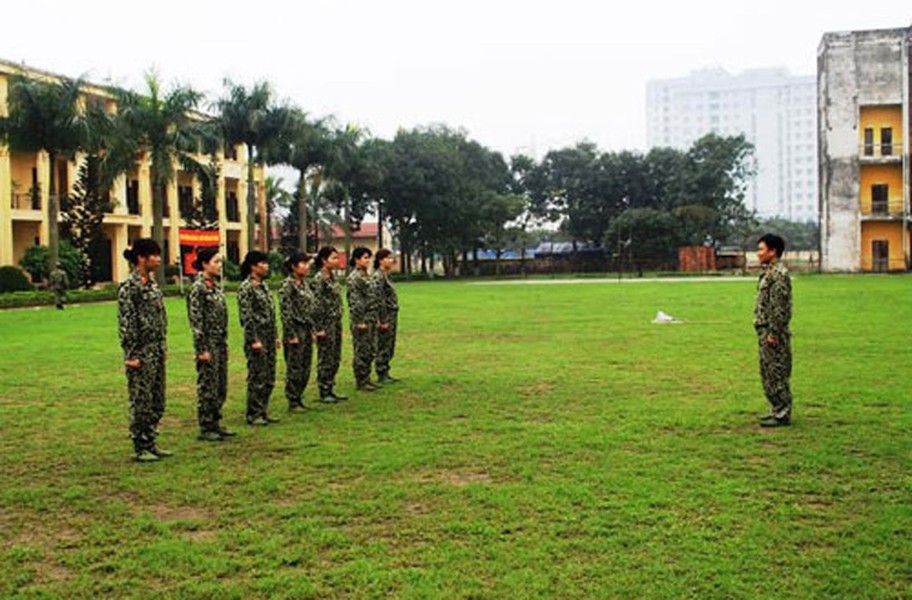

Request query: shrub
[
  {"left": 0, "top": 266, "right": 33, "bottom": 293},
  {"left": 223, "top": 260, "right": 241, "bottom": 282},
  {"left": 19, "top": 242, "right": 83, "bottom": 287}
]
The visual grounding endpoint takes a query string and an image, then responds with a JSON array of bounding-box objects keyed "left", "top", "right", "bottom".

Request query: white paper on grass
[{"left": 652, "top": 310, "right": 683, "bottom": 324}]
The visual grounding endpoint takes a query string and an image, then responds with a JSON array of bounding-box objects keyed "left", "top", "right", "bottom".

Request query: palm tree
[
  {"left": 215, "top": 80, "right": 290, "bottom": 252},
  {"left": 0, "top": 75, "right": 87, "bottom": 268},
  {"left": 263, "top": 176, "right": 292, "bottom": 251},
  {"left": 115, "top": 71, "right": 205, "bottom": 282}
]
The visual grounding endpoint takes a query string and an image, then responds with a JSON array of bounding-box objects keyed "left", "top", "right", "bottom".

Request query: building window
[
  {"left": 881, "top": 128, "right": 893, "bottom": 156},
  {"left": 127, "top": 180, "right": 140, "bottom": 215},
  {"left": 226, "top": 191, "right": 240, "bottom": 222},
  {"left": 864, "top": 127, "right": 874, "bottom": 156},
  {"left": 872, "top": 184, "right": 889, "bottom": 214},
  {"left": 178, "top": 185, "right": 193, "bottom": 217}
]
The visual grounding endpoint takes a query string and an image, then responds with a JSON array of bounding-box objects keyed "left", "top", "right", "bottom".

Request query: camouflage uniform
[
  {"left": 187, "top": 274, "right": 228, "bottom": 434},
  {"left": 118, "top": 271, "right": 167, "bottom": 454},
  {"left": 49, "top": 267, "right": 69, "bottom": 309},
  {"left": 312, "top": 271, "right": 343, "bottom": 397},
  {"left": 238, "top": 276, "right": 277, "bottom": 422},
  {"left": 347, "top": 269, "right": 377, "bottom": 386},
  {"left": 280, "top": 276, "right": 315, "bottom": 406},
  {"left": 372, "top": 270, "right": 399, "bottom": 380},
  {"left": 754, "top": 260, "right": 793, "bottom": 420}
]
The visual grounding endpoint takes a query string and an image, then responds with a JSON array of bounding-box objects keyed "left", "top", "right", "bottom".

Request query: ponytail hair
[
  {"left": 192, "top": 246, "right": 219, "bottom": 272},
  {"left": 373, "top": 248, "right": 393, "bottom": 270},
  {"left": 123, "top": 238, "right": 162, "bottom": 265},
  {"left": 240, "top": 250, "right": 269, "bottom": 278},
  {"left": 313, "top": 246, "right": 338, "bottom": 271},
  {"left": 349, "top": 246, "right": 372, "bottom": 268},
  {"left": 284, "top": 251, "right": 310, "bottom": 274}
]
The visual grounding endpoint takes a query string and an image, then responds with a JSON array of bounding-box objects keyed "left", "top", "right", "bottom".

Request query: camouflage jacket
[
  {"left": 49, "top": 268, "right": 69, "bottom": 293},
  {"left": 346, "top": 269, "right": 377, "bottom": 326},
  {"left": 186, "top": 275, "right": 228, "bottom": 354},
  {"left": 312, "top": 271, "right": 342, "bottom": 333},
  {"left": 371, "top": 271, "right": 399, "bottom": 324},
  {"left": 279, "top": 276, "right": 315, "bottom": 341},
  {"left": 754, "top": 261, "right": 792, "bottom": 339},
  {"left": 118, "top": 271, "right": 167, "bottom": 359},
  {"left": 238, "top": 276, "right": 276, "bottom": 346}
]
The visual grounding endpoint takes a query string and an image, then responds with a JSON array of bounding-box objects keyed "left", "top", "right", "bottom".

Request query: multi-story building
[
  {"left": 818, "top": 28, "right": 911, "bottom": 272},
  {"left": 0, "top": 59, "right": 266, "bottom": 283},
  {"left": 647, "top": 68, "right": 818, "bottom": 222}
]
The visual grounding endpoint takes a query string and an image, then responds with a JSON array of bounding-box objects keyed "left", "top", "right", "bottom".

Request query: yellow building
[
  {"left": 0, "top": 59, "right": 268, "bottom": 283},
  {"left": 819, "top": 29, "right": 912, "bottom": 272}
]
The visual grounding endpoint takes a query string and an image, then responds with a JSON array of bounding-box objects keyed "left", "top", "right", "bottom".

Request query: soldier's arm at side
[{"left": 767, "top": 274, "right": 792, "bottom": 341}]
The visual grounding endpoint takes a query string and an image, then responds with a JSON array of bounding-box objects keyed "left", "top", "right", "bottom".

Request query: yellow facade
[
  {"left": 0, "top": 59, "right": 267, "bottom": 283},
  {"left": 859, "top": 163, "right": 904, "bottom": 215},
  {"left": 858, "top": 105, "right": 903, "bottom": 155},
  {"left": 860, "top": 222, "right": 908, "bottom": 271}
]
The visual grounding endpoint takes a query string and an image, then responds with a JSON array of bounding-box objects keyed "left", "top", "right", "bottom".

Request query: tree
[
  {"left": 216, "top": 80, "right": 290, "bottom": 251},
  {"left": 0, "top": 75, "right": 87, "bottom": 267},
  {"left": 264, "top": 176, "right": 292, "bottom": 251},
  {"left": 116, "top": 71, "right": 206, "bottom": 283}
]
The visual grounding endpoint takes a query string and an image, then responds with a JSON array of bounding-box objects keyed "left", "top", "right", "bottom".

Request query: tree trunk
[
  {"left": 246, "top": 145, "right": 256, "bottom": 252},
  {"left": 48, "top": 151, "right": 59, "bottom": 271},
  {"left": 377, "top": 201, "right": 383, "bottom": 249},
  {"left": 152, "top": 175, "right": 166, "bottom": 284},
  {"left": 297, "top": 169, "right": 307, "bottom": 251}
]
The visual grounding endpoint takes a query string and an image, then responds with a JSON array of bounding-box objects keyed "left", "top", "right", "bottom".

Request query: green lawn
[{"left": 0, "top": 275, "right": 909, "bottom": 599}]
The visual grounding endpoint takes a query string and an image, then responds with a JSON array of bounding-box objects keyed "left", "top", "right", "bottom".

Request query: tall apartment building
[
  {"left": 646, "top": 68, "right": 818, "bottom": 222},
  {"left": 0, "top": 59, "right": 266, "bottom": 283},
  {"left": 819, "top": 28, "right": 911, "bottom": 272}
]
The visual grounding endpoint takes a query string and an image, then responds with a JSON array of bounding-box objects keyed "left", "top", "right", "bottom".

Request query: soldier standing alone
[
  {"left": 186, "top": 247, "right": 235, "bottom": 441},
  {"left": 753, "top": 234, "right": 793, "bottom": 427},
  {"left": 49, "top": 262, "right": 69, "bottom": 310},
  {"left": 238, "top": 251, "right": 280, "bottom": 426},
  {"left": 118, "top": 238, "right": 170, "bottom": 462}
]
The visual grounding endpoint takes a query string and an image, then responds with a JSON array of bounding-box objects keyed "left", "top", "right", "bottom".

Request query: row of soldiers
[{"left": 118, "top": 239, "right": 399, "bottom": 462}]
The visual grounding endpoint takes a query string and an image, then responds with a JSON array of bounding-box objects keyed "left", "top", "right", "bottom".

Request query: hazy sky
[{"left": 2, "top": 1, "right": 910, "bottom": 157}]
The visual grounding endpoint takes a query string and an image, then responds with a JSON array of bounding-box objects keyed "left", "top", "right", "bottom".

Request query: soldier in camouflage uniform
[
  {"left": 49, "top": 263, "right": 69, "bottom": 310},
  {"left": 117, "top": 239, "right": 170, "bottom": 462},
  {"left": 753, "top": 233, "right": 793, "bottom": 427},
  {"left": 347, "top": 247, "right": 379, "bottom": 391},
  {"left": 372, "top": 248, "right": 400, "bottom": 384},
  {"left": 280, "top": 252, "right": 315, "bottom": 412},
  {"left": 312, "top": 246, "right": 347, "bottom": 402},
  {"left": 186, "top": 247, "right": 235, "bottom": 441},
  {"left": 238, "top": 251, "right": 279, "bottom": 426}
]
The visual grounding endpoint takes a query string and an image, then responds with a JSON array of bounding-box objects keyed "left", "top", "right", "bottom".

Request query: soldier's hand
[
  {"left": 251, "top": 341, "right": 264, "bottom": 352},
  {"left": 356, "top": 323, "right": 368, "bottom": 331},
  {"left": 765, "top": 335, "right": 779, "bottom": 347},
  {"left": 198, "top": 351, "right": 212, "bottom": 363},
  {"left": 125, "top": 358, "right": 142, "bottom": 370},
  {"left": 315, "top": 330, "right": 327, "bottom": 340},
  {"left": 288, "top": 337, "right": 300, "bottom": 346}
]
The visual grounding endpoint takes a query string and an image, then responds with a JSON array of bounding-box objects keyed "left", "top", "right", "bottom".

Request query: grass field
[{"left": 1, "top": 275, "right": 910, "bottom": 599}]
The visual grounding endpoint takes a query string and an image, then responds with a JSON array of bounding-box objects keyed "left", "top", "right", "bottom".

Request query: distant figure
[
  {"left": 347, "top": 247, "right": 379, "bottom": 391},
  {"left": 372, "top": 249, "right": 400, "bottom": 384},
  {"left": 186, "top": 247, "right": 234, "bottom": 442},
  {"left": 238, "top": 251, "right": 280, "bottom": 426},
  {"left": 312, "top": 246, "right": 347, "bottom": 403},
  {"left": 117, "top": 238, "right": 170, "bottom": 462},
  {"left": 280, "top": 252, "right": 315, "bottom": 412},
  {"left": 753, "top": 233, "right": 793, "bottom": 427},
  {"left": 49, "top": 263, "right": 69, "bottom": 310}
]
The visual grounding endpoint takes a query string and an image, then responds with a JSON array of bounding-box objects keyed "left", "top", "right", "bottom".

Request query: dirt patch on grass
[
  {"left": 182, "top": 529, "right": 218, "bottom": 543},
  {"left": 412, "top": 468, "right": 493, "bottom": 487},
  {"left": 517, "top": 382, "right": 557, "bottom": 397},
  {"left": 145, "top": 504, "right": 213, "bottom": 522}
]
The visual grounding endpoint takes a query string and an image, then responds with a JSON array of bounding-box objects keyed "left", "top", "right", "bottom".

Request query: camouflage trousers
[
  {"left": 284, "top": 331, "right": 313, "bottom": 404},
  {"left": 245, "top": 340, "right": 276, "bottom": 421},
  {"left": 126, "top": 344, "right": 166, "bottom": 452},
  {"left": 375, "top": 317, "right": 398, "bottom": 377},
  {"left": 316, "top": 326, "right": 342, "bottom": 395},
  {"left": 54, "top": 289, "right": 66, "bottom": 308},
  {"left": 351, "top": 324, "right": 377, "bottom": 385},
  {"left": 759, "top": 334, "right": 792, "bottom": 419},
  {"left": 196, "top": 343, "right": 228, "bottom": 433}
]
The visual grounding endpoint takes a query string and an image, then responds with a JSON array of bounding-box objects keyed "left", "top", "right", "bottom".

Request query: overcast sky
[{"left": 2, "top": 1, "right": 910, "bottom": 158}]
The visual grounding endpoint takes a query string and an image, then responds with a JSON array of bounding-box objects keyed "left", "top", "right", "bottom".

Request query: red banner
[{"left": 179, "top": 228, "right": 220, "bottom": 275}]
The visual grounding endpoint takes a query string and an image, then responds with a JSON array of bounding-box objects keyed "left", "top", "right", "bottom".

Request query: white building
[{"left": 646, "top": 68, "right": 817, "bottom": 222}]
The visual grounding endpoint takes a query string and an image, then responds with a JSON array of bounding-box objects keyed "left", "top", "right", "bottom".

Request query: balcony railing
[
  {"left": 863, "top": 198, "right": 904, "bottom": 216},
  {"left": 11, "top": 191, "right": 41, "bottom": 210},
  {"left": 860, "top": 143, "right": 903, "bottom": 158}
]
